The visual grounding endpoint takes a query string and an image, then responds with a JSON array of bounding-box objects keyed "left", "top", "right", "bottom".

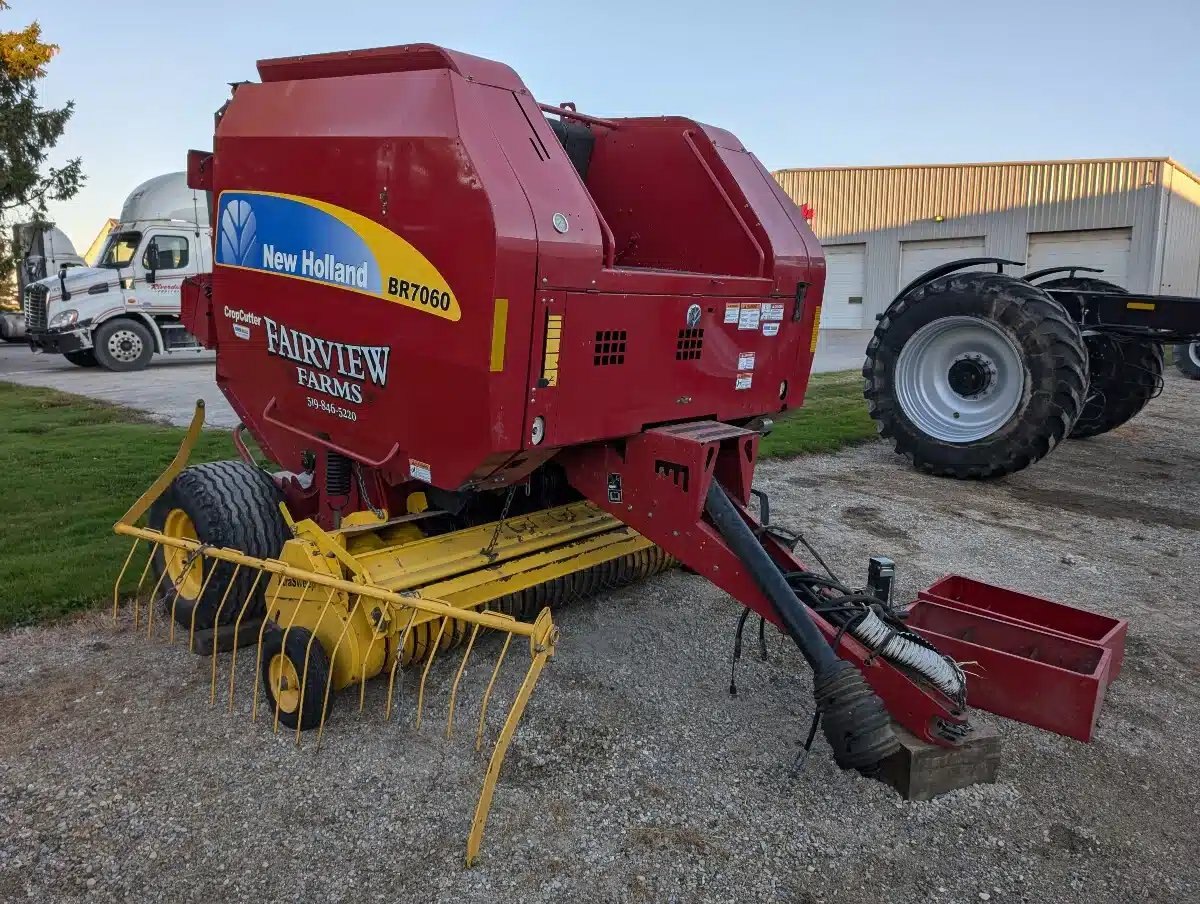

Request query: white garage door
[
  {"left": 899, "top": 237, "right": 986, "bottom": 288},
  {"left": 1026, "top": 229, "right": 1131, "bottom": 288},
  {"left": 821, "top": 243, "right": 866, "bottom": 329}
]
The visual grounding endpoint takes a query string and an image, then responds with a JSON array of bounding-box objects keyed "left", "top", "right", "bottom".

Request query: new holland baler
[{"left": 112, "top": 44, "right": 971, "bottom": 863}]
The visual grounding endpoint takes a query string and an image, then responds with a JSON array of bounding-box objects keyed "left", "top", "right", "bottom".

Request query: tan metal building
[{"left": 773, "top": 157, "right": 1200, "bottom": 329}]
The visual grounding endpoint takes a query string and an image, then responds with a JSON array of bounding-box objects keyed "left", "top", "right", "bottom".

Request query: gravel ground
[{"left": 2, "top": 374, "right": 1198, "bottom": 903}]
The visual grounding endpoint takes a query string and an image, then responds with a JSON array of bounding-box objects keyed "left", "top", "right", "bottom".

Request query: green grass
[
  {"left": 759, "top": 370, "right": 877, "bottom": 458},
  {"left": 0, "top": 383, "right": 232, "bottom": 629},
  {"left": 0, "top": 371, "right": 875, "bottom": 628}
]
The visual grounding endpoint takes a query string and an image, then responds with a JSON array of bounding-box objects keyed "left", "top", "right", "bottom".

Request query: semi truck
[
  {"left": 1, "top": 223, "right": 85, "bottom": 343},
  {"left": 22, "top": 172, "right": 211, "bottom": 370}
]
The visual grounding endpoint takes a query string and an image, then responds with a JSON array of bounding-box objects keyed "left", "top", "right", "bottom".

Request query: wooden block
[
  {"left": 876, "top": 722, "right": 1001, "bottom": 801},
  {"left": 187, "top": 618, "right": 265, "bottom": 656}
]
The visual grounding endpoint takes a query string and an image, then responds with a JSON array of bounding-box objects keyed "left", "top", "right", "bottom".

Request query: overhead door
[
  {"left": 820, "top": 243, "right": 866, "bottom": 329},
  {"left": 1026, "top": 228, "right": 1131, "bottom": 288},
  {"left": 899, "top": 237, "right": 986, "bottom": 288}
]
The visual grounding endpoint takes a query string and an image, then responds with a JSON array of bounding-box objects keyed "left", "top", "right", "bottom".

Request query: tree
[{"left": 0, "top": 1, "right": 83, "bottom": 285}]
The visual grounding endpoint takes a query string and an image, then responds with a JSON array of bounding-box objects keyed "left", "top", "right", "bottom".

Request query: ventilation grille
[
  {"left": 593, "top": 330, "right": 627, "bottom": 366},
  {"left": 676, "top": 328, "right": 704, "bottom": 361}
]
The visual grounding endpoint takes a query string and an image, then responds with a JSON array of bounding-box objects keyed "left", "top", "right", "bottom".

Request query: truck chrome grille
[{"left": 23, "top": 284, "right": 48, "bottom": 331}]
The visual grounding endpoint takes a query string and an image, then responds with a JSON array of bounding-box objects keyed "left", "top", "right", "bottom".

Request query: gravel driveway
[{"left": 2, "top": 375, "right": 1197, "bottom": 903}]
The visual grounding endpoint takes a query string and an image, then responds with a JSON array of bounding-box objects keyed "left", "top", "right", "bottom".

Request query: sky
[{"left": 16, "top": 0, "right": 1200, "bottom": 251}]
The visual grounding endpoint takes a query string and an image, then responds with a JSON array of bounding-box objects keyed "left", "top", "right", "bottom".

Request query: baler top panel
[{"left": 192, "top": 43, "right": 825, "bottom": 490}]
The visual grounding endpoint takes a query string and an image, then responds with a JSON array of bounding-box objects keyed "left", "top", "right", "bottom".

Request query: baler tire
[
  {"left": 93, "top": 318, "right": 154, "bottom": 371},
  {"left": 64, "top": 349, "right": 98, "bottom": 367},
  {"left": 148, "top": 461, "right": 290, "bottom": 632},
  {"left": 863, "top": 272, "right": 1087, "bottom": 479},
  {"left": 259, "top": 626, "right": 332, "bottom": 731},
  {"left": 1033, "top": 278, "right": 1163, "bottom": 438},
  {"left": 1175, "top": 342, "right": 1200, "bottom": 379}
]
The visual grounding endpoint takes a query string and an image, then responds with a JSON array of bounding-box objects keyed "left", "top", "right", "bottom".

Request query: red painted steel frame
[
  {"left": 184, "top": 43, "right": 824, "bottom": 508},
  {"left": 560, "top": 428, "right": 970, "bottom": 748}
]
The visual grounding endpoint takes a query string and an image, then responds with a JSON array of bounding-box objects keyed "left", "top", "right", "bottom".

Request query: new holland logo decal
[{"left": 214, "top": 190, "right": 461, "bottom": 321}]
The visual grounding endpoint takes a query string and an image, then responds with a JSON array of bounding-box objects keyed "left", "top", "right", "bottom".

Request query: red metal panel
[
  {"left": 906, "top": 599, "right": 1113, "bottom": 743},
  {"left": 919, "top": 575, "right": 1128, "bottom": 680},
  {"left": 199, "top": 43, "right": 823, "bottom": 506}
]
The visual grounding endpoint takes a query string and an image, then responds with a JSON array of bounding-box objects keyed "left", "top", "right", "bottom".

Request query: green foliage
[
  {"left": 0, "top": 3, "right": 83, "bottom": 282},
  {"left": 0, "top": 383, "right": 230, "bottom": 628}
]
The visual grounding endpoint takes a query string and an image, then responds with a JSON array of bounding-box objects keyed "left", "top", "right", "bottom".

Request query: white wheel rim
[
  {"left": 107, "top": 329, "right": 144, "bottom": 363},
  {"left": 894, "top": 315, "right": 1027, "bottom": 443}
]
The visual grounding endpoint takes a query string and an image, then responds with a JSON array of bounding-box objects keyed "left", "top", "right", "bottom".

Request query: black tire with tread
[
  {"left": 863, "top": 272, "right": 1087, "bottom": 479},
  {"left": 1035, "top": 278, "right": 1162, "bottom": 439},
  {"left": 93, "top": 317, "right": 154, "bottom": 371},
  {"left": 259, "top": 626, "right": 332, "bottom": 731},
  {"left": 148, "top": 461, "right": 290, "bottom": 630},
  {"left": 64, "top": 349, "right": 98, "bottom": 367},
  {"left": 1175, "top": 342, "right": 1200, "bottom": 379}
]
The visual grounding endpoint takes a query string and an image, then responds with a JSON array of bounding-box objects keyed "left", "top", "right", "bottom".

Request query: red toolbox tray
[
  {"left": 906, "top": 598, "right": 1113, "bottom": 742},
  {"left": 919, "top": 574, "right": 1128, "bottom": 680}
]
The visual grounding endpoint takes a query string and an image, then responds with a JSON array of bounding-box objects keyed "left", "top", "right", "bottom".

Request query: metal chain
[
  {"left": 354, "top": 463, "right": 387, "bottom": 521},
  {"left": 482, "top": 485, "right": 519, "bottom": 560}
]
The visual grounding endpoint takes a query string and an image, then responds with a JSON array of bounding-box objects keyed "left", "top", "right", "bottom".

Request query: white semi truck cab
[{"left": 24, "top": 172, "right": 212, "bottom": 371}]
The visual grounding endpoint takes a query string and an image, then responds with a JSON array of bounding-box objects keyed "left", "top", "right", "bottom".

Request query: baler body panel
[{"left": 200, "top": 44, "right": 825, "bottom": 491}]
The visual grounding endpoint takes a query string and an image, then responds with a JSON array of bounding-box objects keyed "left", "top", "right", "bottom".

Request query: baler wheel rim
[
  {"left": 268, "top": 654, "right": 302, "bottom": 714},
  {"left": 162, "top": 508, "right": 203, "bottom": 599}
]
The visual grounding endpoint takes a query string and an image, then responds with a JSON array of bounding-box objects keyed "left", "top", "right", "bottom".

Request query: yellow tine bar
[
  {"left": 144, "top": 560, "right": 172, "bottom": 639},
  {"left": 209, "top": 564, "right": 243, "bottom": 705},
  {"left": 384, "top": 608, "right": 419, "bottom": 721},
  {"left": 316, "top": 594, "right": 364, "bottom": 751},
  {"left": 115, "top": 523, "right": 540, "bottom": 640},
  {"left": 186, "top": 563, "right": 219, "bottom": 651},
  {"left": 112, "top": 539, "right": 142, "bottom": 623},
  {"left": 228, "top": 571, "right": 269, "bottom": 713},
  {"left": 446, "top": 621, "right": 482, "bottom": 740},
  {"left": 116, "top": 400, "right": 205, "bottom": 527},
  {"left": 476, "top": 633, "right": 513, "bottom": 753},
  {"left": 465, "top": 649, "right": 552, "bottom": 867},
  {"left": 358, "top": 611, "right": 388, "bottom": 715},
  {"left": 414, "top": 617, "right": 449, "bottom": 732},
  {"left": 295, "top": 588, "right": 337, "bottom": 746},
  {"left": 130, "top": 546, "right": 156, "bottom": 631},
  {"left": 272, "top": 582, "right": 310, "bottom": 735}
]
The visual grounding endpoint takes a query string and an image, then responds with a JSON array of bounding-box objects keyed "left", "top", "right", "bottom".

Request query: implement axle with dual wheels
[{"left": 866, "top": 257, "right": 1200, "bottom": 479}]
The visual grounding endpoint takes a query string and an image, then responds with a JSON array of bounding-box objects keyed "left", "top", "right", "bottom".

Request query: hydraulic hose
[
  {"left": 704, "top": 482, "right": 838, "bottom": 673},
  {"left": 704, "top": 482, "right": 899, "bottom": 771}
]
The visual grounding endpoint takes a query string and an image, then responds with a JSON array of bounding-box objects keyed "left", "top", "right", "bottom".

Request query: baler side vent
[
  {"left": 592, "top": 329, "right": 627, "bottom": 366},
  {"left": 675, "top": 328, "right": 704, "bottom": 361}
]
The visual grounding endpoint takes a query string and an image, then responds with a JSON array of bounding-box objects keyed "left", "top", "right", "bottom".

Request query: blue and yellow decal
[{"left": 214, "top": 190, "right": 460, "bottom": 321}]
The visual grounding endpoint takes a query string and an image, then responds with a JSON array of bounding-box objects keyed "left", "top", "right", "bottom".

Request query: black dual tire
[
  {"left": 1036, "top": 278, "right": 1163, "bottom": 439},
  {"left": 94, "top": 318, "right": 154, "bottom": 371},
  {"left": 259, "top": 626, "right": 332, "bottom": 731},
  {"left": 1175, "top": 342, "right": 1200, "bottom": 379},
  {"left": 64, "top": 349, "right": 98, "bottom": 368},
  {"left": 148, "top": 461, "right": 290, "bottom": 630},
  {"left": 864, "top": 272, "right": 1087, "bottom": 479}
]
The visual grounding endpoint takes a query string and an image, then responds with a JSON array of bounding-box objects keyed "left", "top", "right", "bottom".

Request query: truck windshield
[{"left": 97, "top": 231, "right": 142, "bottom": 269}]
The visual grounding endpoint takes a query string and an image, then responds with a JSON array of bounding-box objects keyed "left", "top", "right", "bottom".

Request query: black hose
[
  {"left": 704, "top": 482, "right": 838, "bottom": 673},
  {"left": 704, "top": 481, "right": 899, "bottom": 772}
]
